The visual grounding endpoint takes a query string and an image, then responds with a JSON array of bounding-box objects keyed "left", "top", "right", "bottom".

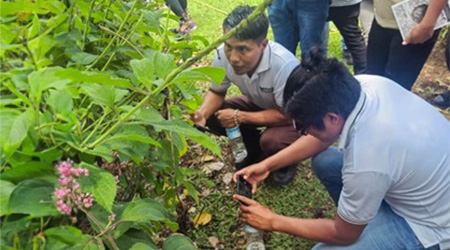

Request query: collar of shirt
[
  {"left": 253, "top": 42, "right": 272, "bottom": 76},
  {"left": 338, "top": 90, "right": 367, "bottom": 150}
]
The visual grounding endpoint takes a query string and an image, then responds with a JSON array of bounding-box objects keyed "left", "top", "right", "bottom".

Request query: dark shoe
[
  {"left": 268, "top": 164, "right": 297, "bottom": 187},
  {"left": 342, "top": 49, "right": 353, "bottom": 65},
  {"left": 432, "top": 91, "right": 450, "bottom": 108}
]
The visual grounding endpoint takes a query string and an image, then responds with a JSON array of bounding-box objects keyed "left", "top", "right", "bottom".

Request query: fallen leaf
[
  {"left": 188, "top": 207, "right": 197, "bottom": 214},
  {"left": 202, "top": 154, "right": 215, "bottom": 162},
  {"left": 202, "top": 162, "right": 224, "bottom": 174},
  {"left": 208, "top": 236, "right": 219, "bottom": 247},
  {"left": 193, "top": 211, "right": 212, "bottom": 228},
  {"left": 222, "top": 173, "right": 233, "bottom": 185}
]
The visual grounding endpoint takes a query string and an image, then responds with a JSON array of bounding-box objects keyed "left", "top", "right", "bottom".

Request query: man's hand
[
  {"left": 190, "top": 111, "right": 206, "bottom": 126},
  {"left": 233, "top": 162, "right": 270, "bottom": 193},
  {"left": 403, "top": 22, "right": 434, "bottom": 45},
  {"left": 214, "top": 108, "right": 236, "bottom": 128},
  {"left": 234, "top": 195, "right": 277, "bottom": 231}
]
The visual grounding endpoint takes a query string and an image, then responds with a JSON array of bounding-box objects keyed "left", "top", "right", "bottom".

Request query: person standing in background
[
  {"left": 268, "top": 0, "right": 330, "bottom": 59},
  {"left": 164, "top": 0, "right": 196, "bottom": 35},
  {"left": 360, "top": 0, "right": 374, "bottom": 42},
  {"left": 327, "top": 0, "right": 367, "bottom": 74},
  {"left": 366, "top": 0, "right": 447, "bottom": 90}
]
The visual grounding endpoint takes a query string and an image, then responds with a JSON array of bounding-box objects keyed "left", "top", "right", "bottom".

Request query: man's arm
[
  {"left": 404, "top": 0, "right": 447, "bottom": 44},
  {"left": 235, "top": 195, "right": 366, "bottom": 245},
  {"left": 215, "top": 108, "right": 292, "bottom": 128},
  {"left": 263, "top": 135, "right": 331, "bottom": 172},
  {"left": 238, "top": 108, "right": 291, "bottom": 126},
  {"left": 191, "top": 90, "right": 225, "bottom": 126},
  {"left": 233, "top": 135, "right": 330, "bottom": 191}
]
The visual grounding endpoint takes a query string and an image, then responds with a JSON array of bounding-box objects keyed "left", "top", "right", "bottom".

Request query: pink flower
[
  {"left": 72, "top": 181, "right": 80, "bottom": 191},
  {"left": 57, "top": 161, "right": 73, "bottom": 177},
  {"left": 54, "top": 159, "right": 95, "bottom": 216},
  {"left": 56, "top": 200, "right": 72, "bottom": 215},
  {"left": 59, "top": 177, "right": 72, "bottom": 186},
  {"left": 54, "top": 188, "right": 69, "bottom": 199}
]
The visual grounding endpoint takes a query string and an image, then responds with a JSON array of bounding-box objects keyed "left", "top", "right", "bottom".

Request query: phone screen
[{"left": 237, "top": 176, "right": 252, "bottom": 200}]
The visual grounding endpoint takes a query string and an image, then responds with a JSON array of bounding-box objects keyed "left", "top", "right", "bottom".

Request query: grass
[{"left": 170, "top": 1, "right": 347, "bottom": 249}]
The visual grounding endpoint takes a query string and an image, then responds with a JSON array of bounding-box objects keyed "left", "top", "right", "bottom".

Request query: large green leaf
[
  {"left": 68, "top": 51, "right": 99, "bottom": 65},
  {"left": 150, "top": 120, "right": 222, "bottom": 158},
  {"left": 174, "top": 66, "right": 226, "bottom": 85},
  {"left": 130, "top": 58, "right": 155, "bottom": 89},
  {"left": 135, "top": 50, "right": 176, "bottom": 83},
  {"left": 0, "top": 25, "right": 17, "bottom": 45},
  {"left": 47, "top": 89, "right": 74, "bottom": 116},
  {"left": 115, "top": 229, "right": 157, "bottom": 250},
  {"left": 78, "top": 162, "right": 117, "bottom": 213},
  {"left": 0, "top": 161, "right": 55, "bottom": 184},
  {"left": 133, "top": 107, "right": 164, "bottom": 122},
  {"left": 121, "top": 198, "right": 169, "bottom": 222},
  {"left": 28, "top": 67, "right": 72, "bottom": 104},
  {"left": 55, "top": 68, "right": 132, "bottom": 89},
  {"left": 163, "top": 234, "right": 197, "bottom": 250},
  {"left": 129, "top": 242, "right": 158, "bottom": 250},
  {"left": 0, "top": 180, "right": 15, "bottom": 216},
  {"left": 28, "top": 14, "right": 40, "bottom": 40},
  {"left": 81, "top": 84, "right": 116, "bottom": 109},
  {"left": 8, "top": 179, "right": 59, "bottom": 217},
  {"left": 45, "top": 226, "right": 83, "bottom": 246},
  {"left": 0, "top": 1, "right": 48, "bottom": 17},
  {"left": 0, "top": 110, "right": 30, "bottom": 158},
  {"left": 98, "top": 125, "right": 153, "bottom": 164}
]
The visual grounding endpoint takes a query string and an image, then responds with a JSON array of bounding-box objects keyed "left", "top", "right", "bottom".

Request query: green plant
[{"left": 0, "top": 0, "right": 275, "bottom": 248}]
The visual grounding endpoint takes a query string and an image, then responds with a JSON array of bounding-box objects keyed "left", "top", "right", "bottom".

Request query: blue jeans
[
  {"left": 310, "top": 147, "right": 440, "bottom": 250},
  {"left": 268, "top": 0, "right": 330, "bottom": 59}
]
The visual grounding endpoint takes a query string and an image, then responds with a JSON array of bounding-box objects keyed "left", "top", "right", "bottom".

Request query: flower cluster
[{"left": 54, "top": 160, "right": 94, "bottom": 215}]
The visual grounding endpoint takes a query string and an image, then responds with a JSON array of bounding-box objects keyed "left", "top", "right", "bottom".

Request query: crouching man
[{"left": 234, "top": 50, "right": 450, "bottom": 249}]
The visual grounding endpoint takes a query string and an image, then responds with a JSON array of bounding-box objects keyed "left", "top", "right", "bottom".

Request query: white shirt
[
  {"left": 210, "top": 41, "right": 299, "bottom": 110},
  {"left": 337, "top": 75, "right": 450, "bottom": 249},
  {"left": 331, "top": 0, "right": 362, "bottom": 7}
]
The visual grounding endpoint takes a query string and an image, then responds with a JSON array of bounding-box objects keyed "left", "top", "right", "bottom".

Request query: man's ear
[
  {"left": 323, "top": 113, "right": 344, "bottom": 129},
  {"left": 325, "top": 113, "right": 340, "bottom": 124},
  {"left": 260, "top": 39, "right": 268, "bottom": 50}
]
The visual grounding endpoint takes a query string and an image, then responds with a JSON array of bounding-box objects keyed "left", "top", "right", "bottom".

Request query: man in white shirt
[
  {"left": 190, "top": 6, "right": 305, "bottom": 186},
  {"left": 234, "top": 49, "right": 450, "bottom": 249}
]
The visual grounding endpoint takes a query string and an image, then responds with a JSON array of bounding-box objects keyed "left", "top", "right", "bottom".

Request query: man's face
[
  {"left": 302, "top": 113, "right": 344, "bottom": 144},
  {"left": 224, "top": 36, "right": 267, "bottom": 76}
]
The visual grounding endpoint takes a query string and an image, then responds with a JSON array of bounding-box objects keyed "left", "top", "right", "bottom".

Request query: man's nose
[{"left": 229, "top": 50, "right": 240, "bottom": 64}]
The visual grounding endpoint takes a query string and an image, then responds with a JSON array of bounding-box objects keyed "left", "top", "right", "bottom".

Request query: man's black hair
[
  {"left": 223, "top": 5, "right": 269, "bottom": 43},
  {"left": 283, "top": 48, "right": 361, "bottom": 130}
]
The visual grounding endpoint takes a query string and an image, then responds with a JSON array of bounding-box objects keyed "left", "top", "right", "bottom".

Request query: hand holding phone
[{"left": 236, "top": 176, "right": 252, "bottom": 201}]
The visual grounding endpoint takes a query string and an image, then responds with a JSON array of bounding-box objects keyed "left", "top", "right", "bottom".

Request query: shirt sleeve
[
  {"left": 337, "top": 170, "right": 392, "bottom": 225},
  {"left": 210, "top": 49, "right": 231, "bottom": 94},
  {"left": 273, "top": 59, "right": 299, "bottom": 107}
]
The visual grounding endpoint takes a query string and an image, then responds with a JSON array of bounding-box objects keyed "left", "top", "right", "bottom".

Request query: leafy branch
[{"left": 85, "top": 0, "right": 275, "bottom": 150}]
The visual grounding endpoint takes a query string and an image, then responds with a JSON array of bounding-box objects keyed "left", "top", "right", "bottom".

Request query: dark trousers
[
  {"left": 328, "top": 3, "right": 367, "bottom": 74},
  {"left": 367, "top": 19, "right": 439, "bottom": 90},
  {"left": 164, "top": 0, "right": 187, "bottom": 18},
  {"left": 206, "top": 96, "right": 299, "bottom": 166}
]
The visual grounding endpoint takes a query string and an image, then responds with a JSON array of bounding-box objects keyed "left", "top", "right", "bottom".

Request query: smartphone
[
  {"left": 193, "top": 124, "right": 222, "bottom": 136},
  {"left": 236, "top": 176, "right": 252, "bottom": 200}
]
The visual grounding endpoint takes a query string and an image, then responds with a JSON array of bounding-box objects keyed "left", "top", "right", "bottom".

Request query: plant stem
[
  {"left": 85, "top": 0, "right": 275, "bottom": 149},
  {"left": 79, "top": 206, "right": 119, "bottom": 250},
  {"left": 85, "top": 0, "right": 138, "bottom": 71},
  {"left": 81, "top": 0, "right": 96, "bottom": 50},
  {"left": 81, "top": 110, "right": 108, "bottom": 146},
  {"left": 98, "top": 24, "right": 144, "bottom": 58}
]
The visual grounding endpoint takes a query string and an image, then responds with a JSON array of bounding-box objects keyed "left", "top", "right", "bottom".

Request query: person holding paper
[{"left": 366, "top": 0, "right": 447, "bottom": 90}]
